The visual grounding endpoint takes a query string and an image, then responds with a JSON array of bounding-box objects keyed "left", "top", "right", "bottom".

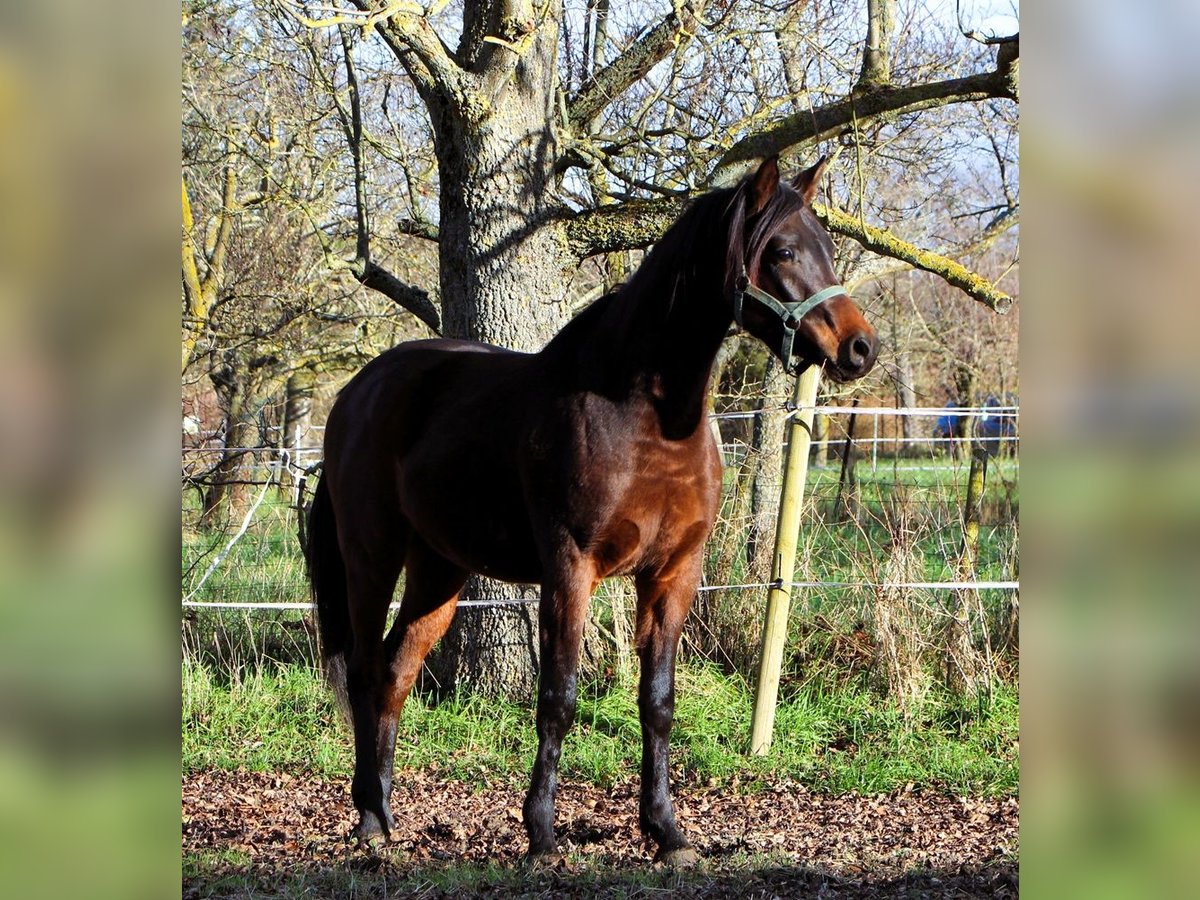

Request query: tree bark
[
  {"left": 281, "top": 365, "right": 317, "bottom": 500},
  {"left": 282, "top": 366, "right": 316, "bottom": 458},
  {"left": 857, "top": 0, "right": 896, "bottom": 88},
  {"left": 432, "top": 113, "right": 572, "bottom": 346},
  {"left": 182, "top": 154, "right": 236, "bottom": 374},
  {"left": 950, "top": 361, "right": 975, "bottom": 459},
  {"left": 895, "top": 349, "right": 917, "bottom": 441},
  {"left": 415, "top": 2, "right": 575, "bottom": 698},
  {"left": 745, "top": 356, "right": 790, "bottom": 581},
  {"left": 424, "top": 600, "right": 541, "bottom": 698},
  {"left": 200, "top": 363, "right": 258, "bottom": 530}
]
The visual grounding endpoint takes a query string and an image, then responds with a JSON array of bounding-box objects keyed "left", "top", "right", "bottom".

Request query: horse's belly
[
  {"left": 437, "top": 526, "right": 544, "bottom": 585},
  {"left": 397, "top": 465, "right": 543, "bottom": 584}
]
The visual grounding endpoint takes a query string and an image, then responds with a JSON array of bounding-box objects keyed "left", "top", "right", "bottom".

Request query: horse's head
[{"left": 726, "top": 157, "right": 879, "bottom": 381}]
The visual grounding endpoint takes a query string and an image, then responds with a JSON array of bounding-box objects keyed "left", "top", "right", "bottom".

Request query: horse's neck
[{"left": 593, "top": 266, "right": 731, "bottom": 438}]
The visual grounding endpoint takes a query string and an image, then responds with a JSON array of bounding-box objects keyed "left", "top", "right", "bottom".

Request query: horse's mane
[
  {"left": 544, "top": 174, "right": 805, "bottom": 376},
  {"left": 622, "top": 177, "right": 806, "bottom": 313}
]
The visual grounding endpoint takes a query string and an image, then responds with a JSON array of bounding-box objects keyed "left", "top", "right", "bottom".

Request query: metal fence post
[{"left": 750, "top": 364, "right": 821, "bottom": 755}]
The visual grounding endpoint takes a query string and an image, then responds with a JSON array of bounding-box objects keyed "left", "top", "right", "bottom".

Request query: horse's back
[
  {"left": 323, "top": 338, "right": 545, "bottom": 579},
  {"left": 320, "top": 335, "right": 723, "bottom": 585},
  {"left": 328, "top": 338, "right": 531, "bottom": 438}
]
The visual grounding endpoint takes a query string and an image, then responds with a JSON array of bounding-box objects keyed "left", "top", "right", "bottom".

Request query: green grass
[
  {"left": 183, "top": 493, "right": 308, "bottom": 607},
  {"left": 183, "top": 457, "right": 1019, "bottom": 808},
  {"left": 710, "top": 455, "right": 1018, "bottom": 591},
  {"left": 804, "top": 458, "right": 1017, "bottom": 582},
  {"left": 183, "top": 660, "right": 1018, "bottom": 798}
]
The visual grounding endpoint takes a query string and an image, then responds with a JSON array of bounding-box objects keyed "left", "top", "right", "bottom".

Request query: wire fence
[{"left": 182, "top": 404, "right": 1018, "bottom": 687}]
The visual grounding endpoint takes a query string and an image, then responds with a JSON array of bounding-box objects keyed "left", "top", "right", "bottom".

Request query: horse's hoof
[
  {"left": 352, "top": 811, "right": 390, "bottom": 850},
  {"left": 523, "top": 850, "right": 566, "bottom": 871},
  {"left": 354, "top": 830, "right": 386, "bottom": 852},
  {"left": 654, "top": 845, "right": 700, "bottom": 868}
]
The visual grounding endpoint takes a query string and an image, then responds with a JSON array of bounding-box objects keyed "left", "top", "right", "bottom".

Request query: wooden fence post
[{"left": 750, "top": 364, "right": 821, "bottom": 755}]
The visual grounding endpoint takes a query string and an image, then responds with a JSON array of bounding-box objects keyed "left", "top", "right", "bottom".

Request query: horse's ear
[
  {"left": 746, "top": 155, "right": 780, "bottom": 216},
  {"left": 791, "top": 155, "right": 831, "bottom": 205}
]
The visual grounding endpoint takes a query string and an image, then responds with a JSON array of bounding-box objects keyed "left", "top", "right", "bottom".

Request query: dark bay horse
[{"left": 307, "top": 156, "right": 879, "bottom": 864}]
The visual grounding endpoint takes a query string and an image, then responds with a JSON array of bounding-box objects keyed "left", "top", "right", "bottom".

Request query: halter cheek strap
[{"left": 733, "top": 272, "right": 847, "bottom": 373}]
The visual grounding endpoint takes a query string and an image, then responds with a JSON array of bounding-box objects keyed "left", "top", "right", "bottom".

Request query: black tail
[{"left": 307, "top": 475, "right": 350, "bottom": 710}]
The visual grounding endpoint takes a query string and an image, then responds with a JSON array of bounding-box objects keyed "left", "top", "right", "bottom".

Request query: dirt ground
[{"left": 183, "top": 769, "right": 1018, "bottom": 898}]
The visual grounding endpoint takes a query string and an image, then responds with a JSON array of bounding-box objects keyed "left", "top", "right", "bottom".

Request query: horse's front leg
[
  {"left": 522, "top": 555, "right": 595, "bottom": 864},
  {"left": 634, "top": 558, "right": 703, "bottom": 866}
]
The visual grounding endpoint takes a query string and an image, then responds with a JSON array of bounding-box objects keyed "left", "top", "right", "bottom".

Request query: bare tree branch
[
  {"left": 356, "top": 262, "right": 441, "bottom": 329},
  {"left": 956, "top": 0, "right": 1019, "bottom": 45},
  {"left": 182, "top": 177, "right": 208, "bottom": 374},
  {"left": 592, "top": 0, "right": 611, "bottom": 77},
  {"left": 453, "top": 0, "right": 564, "bottom": 111},
  {"left": 207, "top": 147, "right": 238, "bottom": 279},
  {"left": 774, "top": 2, "right": 811, "bottom": 105},
  {"left": 333, "top": 26, "right": 442, "bottom": 333},
  {"left": 707, "top": 63, "right": 1016, "bottom": 187},
  {"left": 563, "top": 192, "right": 1015, "bottom": 313},
  {"left": 339, "top": 26, "right": 371, "bottom": 270},
  {"left": 845, "top": 205, "right": 1019, "bottom": 289},
  {"left": 567, "top": 1, "right": 705, "bottom": 131},
  {"left": 563, "top": 196, "right": 687, "bottom": 258},
  {"left": 857, "top": 0, "right": 896, "bottom": 89},
  {"left": 344, "top": 0, "right": 466, "bottom": 103},
  {"left": 816, "top": 203, "right": 1014, "bottom": 312},
  {"left": 397, "top": 218, "right": 440, "bottom": 241},
  {"left": 182, "top": 142, "right": 240, "bottom": 373}
]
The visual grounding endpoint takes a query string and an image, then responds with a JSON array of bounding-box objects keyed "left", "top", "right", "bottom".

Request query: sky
[{"left": 926, "top": 0, "right": 1019, "bottom": 37}]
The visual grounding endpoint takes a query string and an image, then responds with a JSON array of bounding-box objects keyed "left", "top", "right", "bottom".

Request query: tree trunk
[
  {"left": 283, "top": 366, "right": 316, "bottom": 458},
  {"left": 858, "top": 0, "right": 896, "bottom": 88},
  {"left": 435, "top": 132, "right": 571, "bottom": 346},
  {"left": 811, "top": 411, "right": 829, "bottom": 467},
  {"left": 281, "top": 366, "right": 316, "bottom": 499},
  {"left": 423, "top": 598, "right": 541, "bottom": 698},
  {"left": 952, "top": 361, "right": 975, "bottom": 458},
  {"left": 425, "top": 12, "right": 576, "bottom": 698},
  {"left": 895, "top": 348, "right": 916, "bottom": 441},
  {"left": 200, "top": 366, "right": 257, "bottom": 531},
  {"left": 745, "top": 355, "right": 790, "bottom": 581}
]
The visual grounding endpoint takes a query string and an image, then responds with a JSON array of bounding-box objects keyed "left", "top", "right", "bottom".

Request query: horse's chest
[{"left": 589, "top": 445, "right": 720, "bottom": 577}]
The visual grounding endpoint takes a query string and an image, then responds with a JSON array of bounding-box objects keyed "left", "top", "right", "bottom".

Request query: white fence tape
[
  {"left": 182, "top": 580, "right": 1019, "bottom": 612},
  {"left": 183, "top": 403, "right": 1018, "bottom": 612}
]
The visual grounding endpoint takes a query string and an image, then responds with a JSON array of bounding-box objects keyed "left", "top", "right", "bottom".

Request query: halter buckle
[{"left": 734, "top": 271, "right": 847, "bottom": 374}]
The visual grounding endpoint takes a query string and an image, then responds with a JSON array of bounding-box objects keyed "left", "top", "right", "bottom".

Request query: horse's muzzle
[{"left": 836, "top": 328, "right": 879, "bottom": 379}]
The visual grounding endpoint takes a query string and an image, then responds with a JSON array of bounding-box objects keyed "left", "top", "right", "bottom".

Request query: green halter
[{"left": 733, "top": 273, "right": 847, "bottom": 374}]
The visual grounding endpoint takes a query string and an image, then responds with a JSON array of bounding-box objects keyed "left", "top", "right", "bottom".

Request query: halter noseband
[{"left": 732, "top": 271, "right": 847, "bottom": 374}]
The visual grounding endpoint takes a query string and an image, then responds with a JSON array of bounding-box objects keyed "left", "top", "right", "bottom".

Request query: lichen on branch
[{"left": 815, "top": 204, "right": 1014, "bottom": 312}]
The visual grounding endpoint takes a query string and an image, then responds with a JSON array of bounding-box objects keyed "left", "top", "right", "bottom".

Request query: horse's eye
[{"left": 775, "top": 248, "right": 795, "bottom": 261}]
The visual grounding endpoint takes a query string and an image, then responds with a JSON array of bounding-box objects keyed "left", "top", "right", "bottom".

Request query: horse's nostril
[{"left": 840, "top": 332, "right": 877, "bottom": 376}]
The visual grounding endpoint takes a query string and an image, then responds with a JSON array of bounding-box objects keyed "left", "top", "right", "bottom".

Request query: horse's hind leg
[
  {"left": 343, "top": 553, "right": 403, "bottom": 845},
  {"left": 375, "top": 541, "right": 466, "bottom": 830}
]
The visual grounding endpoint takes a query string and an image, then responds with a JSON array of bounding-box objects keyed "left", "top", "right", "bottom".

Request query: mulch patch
[{"left": 183, "top": 769, "right": 1017, "bottom": 898}]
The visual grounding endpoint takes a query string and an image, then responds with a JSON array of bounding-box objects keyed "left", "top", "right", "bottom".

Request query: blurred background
[
  {"left": 1021, "top": 2, "right": 1200, "bottom": 896},
  {"left": 0, "top": 0, "right": 1198, "bottom": 896},
  {"left": 0, "top": 1, "right": 179, "bottom": 897}
]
